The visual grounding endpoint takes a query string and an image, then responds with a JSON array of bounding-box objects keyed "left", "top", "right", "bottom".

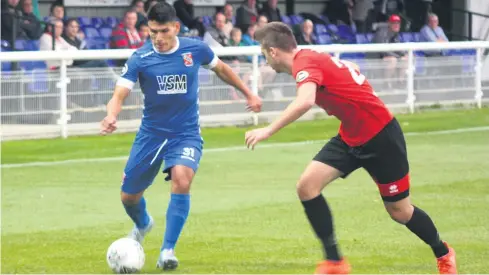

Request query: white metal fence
[{"left": 1, "top": 41, "right": 489, "bottom": 140}]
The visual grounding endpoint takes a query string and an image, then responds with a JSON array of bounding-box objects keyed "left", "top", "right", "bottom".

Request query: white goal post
[{"left": 1, "top": 41, "right": 488, "bottom": 140}]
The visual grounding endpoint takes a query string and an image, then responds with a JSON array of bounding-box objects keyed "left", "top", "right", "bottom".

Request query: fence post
[
  {"left": 406, "top": 49, "right": 415, "bottom": 113},
  {"left": 474, "top": 47, "right": 483, "bottom": 108},
  {"left": 56, "top": 59, "right": 71, "bottom": 138},
  {"left": 251, "top": 53, "right": 259, "bottom": 126}
]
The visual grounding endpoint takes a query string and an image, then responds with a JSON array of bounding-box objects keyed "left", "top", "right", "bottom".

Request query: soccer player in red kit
[{"left": 244, "top": 22, "right": 457, "bottom": 274}]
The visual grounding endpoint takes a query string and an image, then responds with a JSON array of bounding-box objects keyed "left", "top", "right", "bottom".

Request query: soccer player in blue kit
[{"left": 99, "top": 2, "right": 262, "bottom": 271}]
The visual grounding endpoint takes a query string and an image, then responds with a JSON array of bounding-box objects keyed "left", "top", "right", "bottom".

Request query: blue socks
[
  {"left": 123, "top": 196, "right": 150, "bottom": 229},
  {"left": 162, "top": 193, "right": 190, "bottom": 250}
]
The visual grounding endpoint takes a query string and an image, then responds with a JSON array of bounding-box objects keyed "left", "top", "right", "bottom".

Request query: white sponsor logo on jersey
[
  {"left": 296, "top": 70, "right": 309, "bottom": 83},
  {"left": 156, "top": 74, "right": 188, "bottom": 94}
]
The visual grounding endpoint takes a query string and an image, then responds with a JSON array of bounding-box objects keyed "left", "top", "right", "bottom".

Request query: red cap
[{"left": 389, "top": 14, "right": 401, "bottom": 23}]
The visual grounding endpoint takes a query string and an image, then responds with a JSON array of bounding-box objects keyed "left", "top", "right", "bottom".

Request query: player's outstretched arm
[
  {"left": 211, "top": 60, "right": 262, "bottom": 112},
  {"left": 100, "top": 86, "right": 130, "bottom": 135},
  {"left": 245, "top": 82, "right": 316, "bottom": 149}
]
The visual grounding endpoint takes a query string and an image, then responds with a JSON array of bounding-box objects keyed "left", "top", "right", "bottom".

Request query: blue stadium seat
[
  {"left": 414, "top": 56, "right": 426, "bottom": 75},
  {"left": 365, "top": 33, "right": 374, "bottom": 42},
  {"left": 28, "top": 69, "right": 49, "bottom": 93},
  {"left": 105, "top": 16, "right": 119, "bottom": 28},
  {"left": 336, "top": 24, "right": 356, "bottom": 43},
  {"left": 281, "top": 15, "right": 291, "bottom": 25},
  {"left": 78, "top": 16, "right": 92, "bottom": 27},
  {"left": 317, "top": 34, "right": 332, "bottom": 45},
  {"left": 14, "top": 39, "right": 28, "bottom": 50},
  {"left": 25, "top": 40, "right": 40, "bottom": 51},
  {"left": 1, "top": 62, "right": 12, "bottom": 71},
  {"left": 289, "top": 15, "right": 304, "bottom": 25},
  {"left": 99, "top": 27, "right": 112, "bottom": 39},
  {"left": 400, "top": 32, "right": 414, "bottom": 42},
  {"left": 84, "top": 27, "right": 101, "bottom": 38},
  {"left": 314, "top": 24, "right": 328, "bottom": 35},
  {"left": 461, "top": 55, "right": 476, "bottom": 73},
  {"left": 413, "top": 33, "right": 421, "bottom": 42},
  {"left": 91, "top": 17, "right": 105, "bottom": 28},
  {"left": 355, "top": 33, "right": 369, "bottom": 44}
]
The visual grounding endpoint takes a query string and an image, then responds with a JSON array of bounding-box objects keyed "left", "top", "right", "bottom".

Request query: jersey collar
[{"left": 153, "top": 37, "right": 180, "bottom": 55}]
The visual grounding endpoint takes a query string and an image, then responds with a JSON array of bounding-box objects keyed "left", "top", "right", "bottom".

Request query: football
[{"left": 106, "top": 237, "right": 145, "bottom": 274}]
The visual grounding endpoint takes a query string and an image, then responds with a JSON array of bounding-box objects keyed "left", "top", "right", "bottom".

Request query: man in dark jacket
[
  {"left": 1, "top": 0, "right": 43, "bottom": 48},
  {"left": 173, "top": 0, "right": 205, "bottom": 36},
  {"left": 259, "top": 0, "right": 281, "bottom": 23}
]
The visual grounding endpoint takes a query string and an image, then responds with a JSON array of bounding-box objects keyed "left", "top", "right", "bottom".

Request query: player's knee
[
  {"left": 170, "top": 166, "right": 194, "bottom": 193},
  {"left": 120, "top": 191, "right": 143, "bottom": 205},
  {"left": 385, "top": 201, "right": 414, "bottom": 224},
  {"left": 296, "top": 176, "right": 321, "bottom": 201}
]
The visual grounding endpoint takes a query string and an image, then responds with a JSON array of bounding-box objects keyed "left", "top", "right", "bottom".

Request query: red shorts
[{"left": 313, "top": 118, "right": 410, "bottom": 202}]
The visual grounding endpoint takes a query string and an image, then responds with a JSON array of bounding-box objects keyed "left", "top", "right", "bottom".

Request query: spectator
[
  {"left": 39, "top": 19, "right": 77, "bottom": 70},
  {"left": 138, "top": 22, "right": 150, "bottom": 43},
  {"left": 222, "top": 3, "right": 234, "bottom": 38},
  {"left": 256, "top": 15, "right": 268, "bottom": 29},
  {"left": 259, "top": 0, "right": 281, "bottom": 23},
  {"left": 372, "top": 14, "right": 407, "bottom": 89},
  {"left": 130, "top": 0, "right": 148, "bottom": 29},
  {"left": 352, "top": 0, "right": 374, "bottom": 33},
  {"left": 1, "top": 0, "right": 43, "bottom": 45},
  {"left": 419, "top": 13, "right": 448, "bottom": 56},
  {"left": 61, "top": 18, "right": 106, "bottom": 68},
  {"left": 46, "top": 1, "right": 64, "bottom": 22},
  {"left": 110, "top": 9, "right": 144, "bottom": 66},
  {"left": 20, "top": 0, "right": 43, "bottom": 39},
  {"left": 173, "top": 0, "right": 205, "bottom": 36},
  {"left": 145, "top": 0, "right": 158, "bottom": 13},
  {"left": 323, "top": 0, "right": 352, "bottom": 25},
  {"left": 203, "top": 12, "right": 229, "bottom": 48},
  {"left": 235, "top": 0, "right": 258, "bottom": 34},
  {"left": 295, "top": 19, "right": 318, "bottom": 45}
]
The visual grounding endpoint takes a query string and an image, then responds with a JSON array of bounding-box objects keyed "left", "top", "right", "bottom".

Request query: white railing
[{"left": 1, "top": 41, "right": 488, "bottom": 140}]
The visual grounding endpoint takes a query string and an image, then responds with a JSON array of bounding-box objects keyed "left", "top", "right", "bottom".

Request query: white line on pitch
[{"left": 2, "top": 126, "right": 488, "bottom": 169}]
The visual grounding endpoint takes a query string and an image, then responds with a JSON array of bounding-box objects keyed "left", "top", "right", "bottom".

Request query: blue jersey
[{"left": 117, "top": 37, "right": 218, "bottom": 137}]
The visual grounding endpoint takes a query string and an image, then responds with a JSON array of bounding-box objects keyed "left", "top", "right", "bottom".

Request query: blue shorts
[{"left": 121, "top": 131, "right": 203, "bottom": 194}]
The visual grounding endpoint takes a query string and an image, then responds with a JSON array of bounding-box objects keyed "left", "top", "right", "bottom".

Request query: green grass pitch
[{"left": 2, "top": 108, "right": 489, "bottom": 274}]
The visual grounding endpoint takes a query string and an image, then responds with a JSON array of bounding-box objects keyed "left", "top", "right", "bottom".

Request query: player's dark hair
[
  {"left": 254, "top": 22, "right": 297, "bottom": 52},
  {"left": 147, "top": 1, "right": 177, "bottom": 24}
]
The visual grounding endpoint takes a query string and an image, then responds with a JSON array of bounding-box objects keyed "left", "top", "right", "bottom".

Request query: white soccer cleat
[
  {"left": 127, "top": 215, "right": 154, "bottom": 244},
  {"left": 156, "top": 249, "right": 179, "bottom": 271}
]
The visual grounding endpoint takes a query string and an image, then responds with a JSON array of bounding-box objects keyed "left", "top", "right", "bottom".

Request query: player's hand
[
  {"left": 246, "top": 95, "right": 262, "bottom": 113},
  {"left": 245, "top": 127, "right": 272, "bottom": 150},
  {"left": 100, "top": 115, "right": 117, "bottom": 135}
]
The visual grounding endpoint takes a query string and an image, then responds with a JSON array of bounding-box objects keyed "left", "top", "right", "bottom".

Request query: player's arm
[
  {"left": 245, "top": 82, "right": 316, "bottom": 149},
  {"left": 101, "top": 86, "right": 131, "bottom": 135},
  {"left": 267, "top": 82, "right": 316, "bottom": 135},
  {"left": 101, "top": 55, "right": 139, "bottom": 135},
  {"left": 211, "top": 60, "right": 259, "bottom": 104},
  {"left": 200, "top": 43, "right": 261, "bottom": 112}
]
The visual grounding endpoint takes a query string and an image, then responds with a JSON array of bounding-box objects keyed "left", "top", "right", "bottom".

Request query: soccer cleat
[
  {"left": 315, "top": 258, "right": 351, "bottom": 274},
  {"left": 127, "top": 215, "right": 154, "bottom": 244},
  {"left": 156, "top": 249, "right": 179, "bottom": 271},
  {"left": 437, "top": 242, "right": 457, "bottom": 274}
]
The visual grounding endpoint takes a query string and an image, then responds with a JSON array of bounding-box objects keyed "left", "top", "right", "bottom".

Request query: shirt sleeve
[
  {"left": 293, "top": 56, "right": 323, "bottom": 88},
  {"left": 199, "top": 42, "right": 219, "bottom": 70},
  {"left": 116, "top": 52, "right": 139, "bottom": 90}
]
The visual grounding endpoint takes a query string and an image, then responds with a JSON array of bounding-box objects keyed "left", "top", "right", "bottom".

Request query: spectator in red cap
[{"left": 371, "top": 14, "right": 407, "bottom": 90}]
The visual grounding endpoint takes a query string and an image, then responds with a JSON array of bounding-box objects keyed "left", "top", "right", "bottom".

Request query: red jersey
[{"left": 292, "top": 49, "right": 393, "bottom": 146}]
